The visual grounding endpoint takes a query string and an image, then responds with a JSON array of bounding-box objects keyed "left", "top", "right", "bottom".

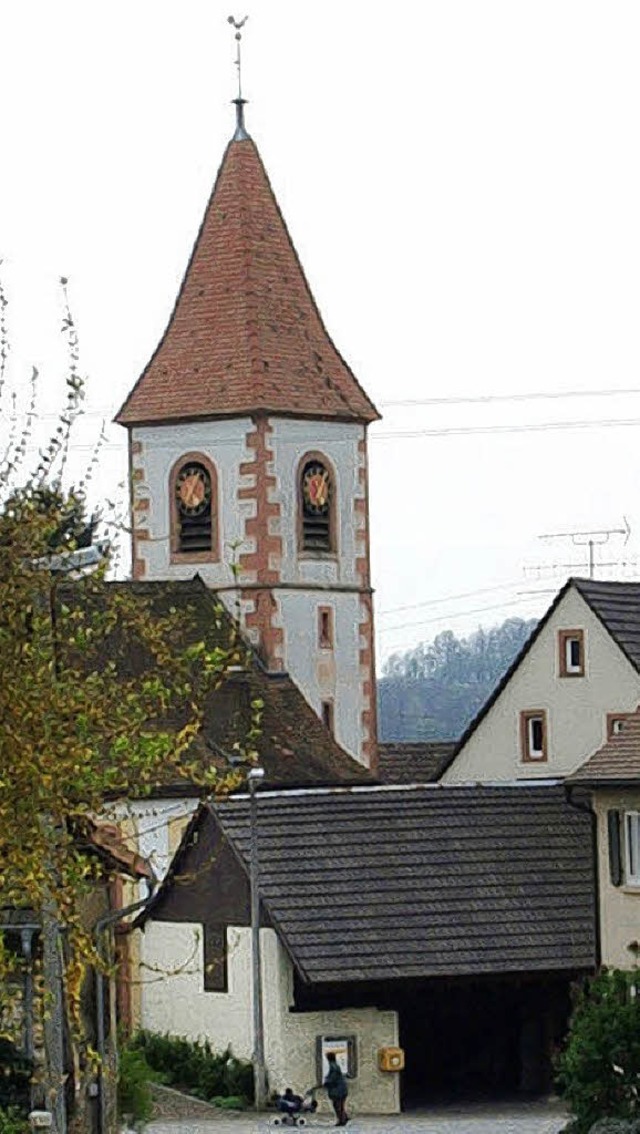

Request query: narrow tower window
[
  {"left": 318, "top": 607, "right": 334, "bottom": 649},
  {"left": 173, "top": 459, "right": 215, "bottom": 555},
  {"left": 300, "top": 458, "right": 333, "bottom": 553},
  {"left": 321, "top": 700, "right": 335, "bottom": 735}
]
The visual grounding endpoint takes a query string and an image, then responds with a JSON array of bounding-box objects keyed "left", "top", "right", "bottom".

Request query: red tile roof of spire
[{"left": 116, "top": 136, "right": 379, "bottom": 426}]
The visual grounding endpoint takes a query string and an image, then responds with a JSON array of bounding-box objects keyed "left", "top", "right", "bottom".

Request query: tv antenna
[{"left": 538, "top": 517, "right": 631, "bottom": 579}]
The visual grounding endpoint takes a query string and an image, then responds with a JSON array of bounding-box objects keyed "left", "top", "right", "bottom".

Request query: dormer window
[
  {"left": 170, "top": 454, "right": 219, "bottom": 560},
  {"left": 559, "top": 629, "right": 585, "bottom": 677},
  {"left": 607, "top": 713, "right": 630, "bottom": 740},
  {"left": 299, "top": 456, "right": 334, "bottom": 554}
]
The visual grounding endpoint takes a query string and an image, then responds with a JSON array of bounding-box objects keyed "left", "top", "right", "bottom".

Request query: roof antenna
[{"left": 228, "top": 15, "right": 249, "bottom": 141}]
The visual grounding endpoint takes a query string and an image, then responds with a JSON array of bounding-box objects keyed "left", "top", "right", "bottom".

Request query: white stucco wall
[
  {"left": 594, "top": 790, "right": 640, "bottom": 968},
  {"left": 268, "top": 418, "right": 370, "bottom": 762},
  {"left": 140, "top": 922, "right": 399, "bottom": 1114},
  {"left": 268, "top": 418, "right": 366, "bottom": 585},
  {"left": 277, "top": 590, "right": 364, "bottom": 759},
  {"left": 131, "top": 415, "right": 373, "bottom": 764},
  {"left": 444, "top": 587, "right": 640, "bottom": 783},
  {"left": 112, "top": 797, "right": 198, "bottom": 883},
  {"left": 131, "top": 418, "right": 254, "bottom": 586}
]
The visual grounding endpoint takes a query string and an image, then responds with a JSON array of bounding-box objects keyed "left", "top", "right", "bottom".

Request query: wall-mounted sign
[{"left": 316, "top": 1034, "right": 357, "bottom": 1083}]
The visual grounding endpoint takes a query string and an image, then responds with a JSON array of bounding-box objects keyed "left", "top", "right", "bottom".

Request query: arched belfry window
[
  {"left": 300, "top": 456, "right": 334, "bottom": 553},
  {"left": 171, "top": 455, "right": 219, "bottom": 559}
]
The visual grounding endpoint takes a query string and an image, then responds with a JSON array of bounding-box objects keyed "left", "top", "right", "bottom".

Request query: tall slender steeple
[{"left": 117, "top": 25, "right": 379, "bottom": 768}]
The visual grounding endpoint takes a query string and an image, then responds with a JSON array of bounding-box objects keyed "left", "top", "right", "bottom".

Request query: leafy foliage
[
  {"left": 0, "top": 1108, "right": 29, "bottom": 1134},
  {"left": 128, "top": 1031, "right": 253, "bottom": 1105},
  {"left": 556, "top": 969, "right": 640, "bottom": 1134},
  {"left": 378, "top": 617, "right": 537, "bottom": 740},
  {"left": 0, "top": 274, "right": 257, "bottom": 1117},
  {"left": 0, "top": 1040, "right": 31, "bottom": 1112},
  {"left": 117, "top": 1047, "right": 158, "bottom": 1126}
]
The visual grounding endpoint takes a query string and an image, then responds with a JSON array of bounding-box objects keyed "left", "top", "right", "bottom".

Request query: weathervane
[{"left": 228, "top": 15, "right": 248, "bottom": 101}]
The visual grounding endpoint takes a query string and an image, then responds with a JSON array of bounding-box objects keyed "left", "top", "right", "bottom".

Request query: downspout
[
  {"left": 93, "top": 884, "right": 156, "bottom": 1134},
  {"left": 565, "top": 784, "right": 601, "bottom": 970}
]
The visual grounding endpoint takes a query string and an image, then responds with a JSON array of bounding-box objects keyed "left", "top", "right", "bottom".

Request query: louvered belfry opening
[
  {"left": 301, "top": 459, "right": 332, "bottom": 552},
  {"left": 175, "top": 461, "right": 213, "bottom": 553}
]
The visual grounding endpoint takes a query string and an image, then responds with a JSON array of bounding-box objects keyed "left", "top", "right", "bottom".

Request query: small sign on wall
[{"left": 316, "top": 1035, "right": 357, "bottom": 1083}]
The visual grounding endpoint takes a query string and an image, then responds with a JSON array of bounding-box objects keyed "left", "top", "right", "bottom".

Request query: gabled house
[
  {"left": 137, "top": 782, "right": 596, "bottom": 1112},
  {"left": 442, "top": 579, "right": 640, "bottom": 783},
  {"left": 567, "top": 705, "right": 640, "bottom": 970},
  {"left": 78, "top": 576, "right": 373, "bottom": 1034}
]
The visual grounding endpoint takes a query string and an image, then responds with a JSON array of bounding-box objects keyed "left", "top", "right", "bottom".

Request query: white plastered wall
[
  {"left": 111, "top": 797, "right": 198, "bottom": 1029},
  {"left": 268, "top": 418, "right": 369, "bottom": 762},
  {"left": 130, "top": 415, "right": 372, "bottom": 763},
  {"left": 140, "top": 922, "right": 399, "bottom": 1114},
  {"left": 444, "top": 587, "right": 640, "bottom": 783},
  {"left": 594, "top": 789, "right": 640, "bottom": 968},
  {"left": 130, "top": 418, "right": 254, "bottom": 585}
]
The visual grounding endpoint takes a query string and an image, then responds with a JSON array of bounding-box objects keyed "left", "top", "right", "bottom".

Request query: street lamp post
[{"left": 247, "top": 766, "right": 267, "bottom": 1111}]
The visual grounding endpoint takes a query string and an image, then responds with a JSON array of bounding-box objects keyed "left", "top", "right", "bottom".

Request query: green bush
[
  {"left": 0, "top": 1039, "right": 31, "bottom": 1113},
  {"left": 128, "top": 1031, "right": 252, "bottom": 1106},
  {"left": 556, "top": 969, "right": 640, "bottom": 1134},
  {"left": 588, "top": 1120, "right": 640, "bottom": 1133},
  {"left": 0, "top": 1108, "right": 29, "bottom": 1134},
  {"left": 210, "top": 1095, "right": 244, "bottom": 1109},
  {"left": 117, "top": 1046, "right": 157, "bottom": 1126}
]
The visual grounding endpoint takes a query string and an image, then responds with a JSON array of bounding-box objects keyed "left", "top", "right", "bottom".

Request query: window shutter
[{"left": 608, "top": 810, "right": 623, "bottom": 887}]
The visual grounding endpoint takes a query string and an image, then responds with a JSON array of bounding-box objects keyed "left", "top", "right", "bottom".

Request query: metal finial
[
  {"left": 228, "top": 15, "right": 248, "bottom": 100},
  {"left": 228, "top": 15, "right": 249, "bottom": 140}
]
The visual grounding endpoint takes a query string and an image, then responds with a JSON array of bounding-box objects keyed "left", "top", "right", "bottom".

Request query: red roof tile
[
  {"left": 568, "top": 705, "right": 640, "bottom": 785},
  {"left": 116, "top": 135, "right": 379, "bottom": 426}
]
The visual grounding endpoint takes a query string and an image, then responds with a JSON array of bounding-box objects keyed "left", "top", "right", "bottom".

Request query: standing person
[{"left": 324, "top": 1051, "right": 349, "bottom": 1126}]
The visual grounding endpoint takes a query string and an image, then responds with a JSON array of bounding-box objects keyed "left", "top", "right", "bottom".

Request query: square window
[
  {"left": 559, "top": 630, "right": 585, "bottom": 677},
  {"left": 318, "top": 607, "right": 334, "bottom": 650},
  {"left": 607, "top": 713, "right": 630, "bottom": 740},
  {"left": 520, "top": 710, "right": 548, "bottom": 762},
  {"left": 625, "top": 813, "right": 640, "bottom": 885}
]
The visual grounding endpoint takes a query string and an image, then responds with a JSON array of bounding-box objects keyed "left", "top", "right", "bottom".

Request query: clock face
[
  {"left": 176, "top": 464, "right": 211, "bottom": 516},
  {"left": 303, "top": 463, "right": 330, "bottom": 513}
]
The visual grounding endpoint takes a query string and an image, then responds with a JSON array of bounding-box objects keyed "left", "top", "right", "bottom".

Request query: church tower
[{"left": 116, "top": 100, "right": 380, "bottom": 768}]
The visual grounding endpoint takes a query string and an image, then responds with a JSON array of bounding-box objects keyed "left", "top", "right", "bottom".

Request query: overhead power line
[
  {"left": 380, "top": 387, "right": 640, "bottom": 409},
  {"left": 378, "top": 579, "right": 529, "bottom": 617},
  {"left": 374, "top": 416, "right": 640, "bottom": 441},
  {"left": 378, "top": 593, "right": 549, "bottom": 636},
  {"left": 13, "top": 413, "right": 640, "bottom": 456},
  {"left": 17, "top": 384, "right": 640, "bottom": 424}
]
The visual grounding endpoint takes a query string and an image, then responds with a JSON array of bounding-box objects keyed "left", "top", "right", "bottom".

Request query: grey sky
[{"left": 1, "top": 1, "right": 639, "bottom": 664}]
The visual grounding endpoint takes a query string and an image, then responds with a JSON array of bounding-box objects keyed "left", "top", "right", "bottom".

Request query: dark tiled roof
[
  {"left": 574, "top": 579, "right": 640, "bottom": 673},
  {"left": 64, "top": 577, "right": 373, "bottom": 793},
  {"left": 440, "top": 577, "right": 640, "bottom": 779},
  {"left": 214, "top": 783, "right": 596, "bottom": 983},
  {"left": 377, "top": 742, "right": 456, "bottom": 784},
  {"left": 116, "top": 136, "right": 379, "bottom": 427},
  {"left": 568, "top": 705, "right": 640, "bottom": 786}
]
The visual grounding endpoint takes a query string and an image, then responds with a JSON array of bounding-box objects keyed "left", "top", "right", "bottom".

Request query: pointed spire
[
  {"left": 115, "top": 19, "right": 379, "bottom": 429},
  {"left": 233, "top": 98, "right": 249, "bottom": 142},
  {"left": 228, "top": 16, "right": 250, "bottom": 140}
]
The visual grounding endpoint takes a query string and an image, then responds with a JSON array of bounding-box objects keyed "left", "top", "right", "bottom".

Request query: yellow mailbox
[{"left": 378, "top": 1046, "right": 405, "bottom": 1072}]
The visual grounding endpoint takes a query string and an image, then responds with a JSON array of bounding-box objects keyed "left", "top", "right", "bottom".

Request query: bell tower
[{"left": 116, "top": 93, "right": 380, "bottom": 768}]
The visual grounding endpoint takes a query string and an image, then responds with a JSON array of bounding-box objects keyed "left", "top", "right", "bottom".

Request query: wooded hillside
[{"left": 378, "top": 617, "right": 537, "bottom": 741}]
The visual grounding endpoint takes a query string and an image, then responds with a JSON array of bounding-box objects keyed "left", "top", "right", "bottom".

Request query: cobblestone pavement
[{"left": 146, "top": 1097, "right": 568, "bottom": 1134}]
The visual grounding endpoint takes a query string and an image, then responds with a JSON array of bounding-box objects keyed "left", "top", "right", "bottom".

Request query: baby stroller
[{"left": 273, "top": 1086, "right": 319, "bottom": 1126}]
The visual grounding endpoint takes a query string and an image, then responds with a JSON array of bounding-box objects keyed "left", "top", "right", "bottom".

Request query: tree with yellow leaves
[{"left": 0, "top": 276, "right": 251, "bottom": 1132}]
